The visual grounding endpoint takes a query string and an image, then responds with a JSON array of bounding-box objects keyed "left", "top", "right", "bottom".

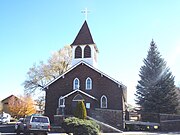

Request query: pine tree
[{"left": 135, "top": 40, "right": 179, "bottom": 114}]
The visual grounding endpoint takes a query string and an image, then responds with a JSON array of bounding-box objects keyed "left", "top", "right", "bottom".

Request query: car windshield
[
  {"left": 32, "top": 117, "right": 49, "bottom": 123},
  {"left": 18, "top": 118, "right": 24, "bottom": 122}
]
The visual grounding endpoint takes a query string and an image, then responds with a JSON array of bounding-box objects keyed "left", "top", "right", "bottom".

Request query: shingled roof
[{"left": 71, "top": 21, "right": 95, "bottom": 45}]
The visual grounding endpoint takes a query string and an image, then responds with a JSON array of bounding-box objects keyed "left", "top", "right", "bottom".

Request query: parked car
[
  {"left": 15, "top": 114, "right": 50, "bottom": 135},
  {"left": 14, "top": 118, "right": 24, "bottom": 134},
  {"left": 0, "top": 112, "right": 11, "bottom": 124}
]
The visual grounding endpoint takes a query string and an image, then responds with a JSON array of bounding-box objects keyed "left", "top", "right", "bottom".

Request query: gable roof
[
  {"left": 1, "top": 95, "right": 18, "bottom": 102},
  {"left": 71, "top": 21, "right": 95, "bottom": 46},
  {"left": 60, "top": 89, "right": 97, "bottom": 100},
  {"left": 43, "top": 60, "right": 127, "bottom": 91}
]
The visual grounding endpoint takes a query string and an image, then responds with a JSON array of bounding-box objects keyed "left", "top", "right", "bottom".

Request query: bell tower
[{"left": 71, "top": 21, "right": 99, "bottom": 68}]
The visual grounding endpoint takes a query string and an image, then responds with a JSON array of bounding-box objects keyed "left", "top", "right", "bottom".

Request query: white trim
[
  {"left": 59, "top": 97, "right": 65, "bottom": 108},
  {"left": 72, "top": 94, "right": 84, "bottom": 101},
  {"left": 84, "top": 45, "right": 91, "bottom": 58},
  {"left": 73, "top": 78, "right": 80, "bottom": 90},
  {"left": 43, "top": 61, "right": 126, "bottom": 90},
  {"left": 85, "top": 77, "right": 92, "bottom": 90},
  {"left": 101, "top": 95, "right": 107, "bottom": 108},
  {"left": 60, "top": 89, "right": 97, "bottom": 100},
  {"left": 75, "top": 46, "right": 82, "bottom": 58}
]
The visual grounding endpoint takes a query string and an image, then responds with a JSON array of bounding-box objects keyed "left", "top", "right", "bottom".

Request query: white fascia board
[
  {"left": 43, "top": 60, "right": 126, "bottom": 90},
  {"left": 61, "top": 89, "right": 97, "bottom": 100},
  {"left": 43, "top": 61, "right": 84, "bottom": 89},
  {"left": 82, "top": 61, "right": 127, "bottom": 89}
]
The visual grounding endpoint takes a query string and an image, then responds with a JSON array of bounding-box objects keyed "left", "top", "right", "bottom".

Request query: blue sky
[{"left": 0, "top": 0, "right": 180, "bottom": 105}]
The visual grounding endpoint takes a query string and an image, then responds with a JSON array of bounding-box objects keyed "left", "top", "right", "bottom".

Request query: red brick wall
[{"left": 45, "top": 63, "right": 124, "bottom": 123}]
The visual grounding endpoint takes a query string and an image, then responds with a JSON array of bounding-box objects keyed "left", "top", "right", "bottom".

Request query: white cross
[{"left": 81, "top": 8, "right": 90, "bottom": 20}]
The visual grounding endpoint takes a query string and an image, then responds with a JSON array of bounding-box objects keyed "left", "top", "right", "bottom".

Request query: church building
[{"left": 44, "top": 21, "right": 127, "bottom": 129}]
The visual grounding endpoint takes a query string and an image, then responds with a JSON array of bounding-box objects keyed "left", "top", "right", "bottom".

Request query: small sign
[{"left": 86, "top": 103, "right": 90, "bottom": 109}]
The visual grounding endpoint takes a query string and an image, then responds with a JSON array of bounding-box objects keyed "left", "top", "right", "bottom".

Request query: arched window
[
  {"left": 86, "top": 77, "right": 92, "bottom": 90},
  {"left": 73, "top": 94, "right": 84, "bottom": 101},
  {"left": 84, "top": 45, "right": 91, "bottom": 58},
  {"left": 75, "top": 46, "right": 82, "bottom": 58},
  {"left": 101, "top": 95, "right": 107, "bottom": 108},
  {"left": 58, "top": 97, "right": 65, "bottom": 107},
  {"left": 73, "top": 78, "right": 80, "bottom": 90}
]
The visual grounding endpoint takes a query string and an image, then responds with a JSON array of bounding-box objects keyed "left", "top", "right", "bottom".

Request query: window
[
  {"left": 73, "top": 78, "right": 80, "bottom": 90},
  {"left": 59, "top": 97, "right": 65, "bottom": 107},
  {"left": 32, "top": 117, "right": 49, "bottom": 123},
  {"left": 84, "top": 45, "right": 91, "bottom": 58},
  {"left": 86, "top": 103, "right": 90, "bottom": 109},
  {"left": 86, "top": 77, "right": 92, "bottom": 90},
  {"left": 101, "top": 95, "right": 107, "bottom": 108},
  {"left": 75, "top": 46, "right": 82, "bottom": 58}
]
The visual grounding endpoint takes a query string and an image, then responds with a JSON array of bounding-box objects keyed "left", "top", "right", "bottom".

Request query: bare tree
[
  {"left": 23, "top": 45, "right": 72, "bottom": 94},
  {"left": 35, "top": 96, "right": 45, "bottom": 114}
]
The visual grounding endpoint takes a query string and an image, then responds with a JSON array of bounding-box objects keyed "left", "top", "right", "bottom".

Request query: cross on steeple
[{"left": 81, "top": 8, "right": 90, "bottom": 21}]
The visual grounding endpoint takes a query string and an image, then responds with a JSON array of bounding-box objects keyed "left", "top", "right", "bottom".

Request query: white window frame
[
  {"left": 86, "top": 77, "right": 92, "bottom": 90},
  {"left": 101, "top": 95, "right": 107, "bottom": 108},
  {"left": 75, "top": 46, "right": 82, "bottom": 58},
  {"left": 59, "top": 97, "right": 65, "bottom": 108},
  {"left": 73, "top": 78, "right": 80, "bottom": 90}
]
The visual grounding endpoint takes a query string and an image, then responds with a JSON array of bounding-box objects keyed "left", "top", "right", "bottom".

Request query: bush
[
  {"left": 74, "top": 101, "right": 87, "bottom": 119},
  {"left": 62, "top": 117, "right": 100, "bottom": 135}
]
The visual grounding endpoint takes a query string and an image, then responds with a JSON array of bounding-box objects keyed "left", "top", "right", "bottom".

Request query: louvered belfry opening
[
  {"left": 75, "top": 46, "right": 82, "bottom": 58},
  {"left": 84, "top": 45, "right": 91, "bottom": 58}
]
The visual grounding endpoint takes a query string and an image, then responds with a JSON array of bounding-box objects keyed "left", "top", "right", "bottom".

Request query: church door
[{"left": 72, "top": 94, "right": 84, "bottom": 113}]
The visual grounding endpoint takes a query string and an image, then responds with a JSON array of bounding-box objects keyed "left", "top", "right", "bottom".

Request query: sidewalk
[
  {"left": 50, "top": 132, "right": 180, "bottom": 135},
  {"left": 49, "top": 132, "right": 180, "bottom": 135},
  {"left": 101, "top": 132, "right": 180, "bottom": 135}
]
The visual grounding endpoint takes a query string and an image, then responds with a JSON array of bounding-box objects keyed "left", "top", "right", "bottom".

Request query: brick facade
[
  {"left": 44, "top": 21, "right": 127, "bottom": 129},
  {"left": 45, "top": 62, "right": 126, "bottom": 123}
]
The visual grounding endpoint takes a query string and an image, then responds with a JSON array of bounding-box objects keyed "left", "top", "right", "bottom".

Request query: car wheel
[
  {"left": 16, "top": 127, "right": 21, "bottom": 135},
  {"left": 24, "top": 130, "right": 30, "bottom": 135},
  {"left": 16, "top": 130, "right": 21, "bottom": 135}
]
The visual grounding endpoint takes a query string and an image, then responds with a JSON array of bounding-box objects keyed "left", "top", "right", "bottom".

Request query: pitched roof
[
  {"left": 43, "top": 61, "right": 126, "bottom": 90},
  {"left": 60, "top": 89, "right": 97, "bottom": 100},
  {"left": 1, "top": 95, "right": 19, "bottom": 102},
  {"left": 71, "top": 21, "right": 95, "bottom": 45},
  {"left": 43, "top": 61, "right": 127, "bottom": 102}
]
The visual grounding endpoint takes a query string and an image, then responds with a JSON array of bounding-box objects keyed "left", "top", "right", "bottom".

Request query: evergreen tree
[
  {"left": 74, "top": 101, "right": 87, "bottom": 119},
  {"left": 135, "top": 40, "right": 179, "bottom": 114}
]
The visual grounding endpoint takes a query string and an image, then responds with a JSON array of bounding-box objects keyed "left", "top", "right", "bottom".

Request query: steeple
[
  {"left": 71, "top": 21, "right": 95, "bottom": 45},
  {"left": 71, "top": 21, "right": 98, "bottom": 68}
]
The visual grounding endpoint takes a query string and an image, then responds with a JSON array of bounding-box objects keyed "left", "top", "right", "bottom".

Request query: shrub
[
  {"left": 74, "top": 101, "right": 87, "bottom": 119},
  {"left": 62, "top": 117, "right": 100, "bottom": 135}
]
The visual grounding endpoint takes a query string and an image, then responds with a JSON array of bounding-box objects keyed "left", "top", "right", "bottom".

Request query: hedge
[{"left": 62, "top": 117, "right": 100, "bottom": 135}]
